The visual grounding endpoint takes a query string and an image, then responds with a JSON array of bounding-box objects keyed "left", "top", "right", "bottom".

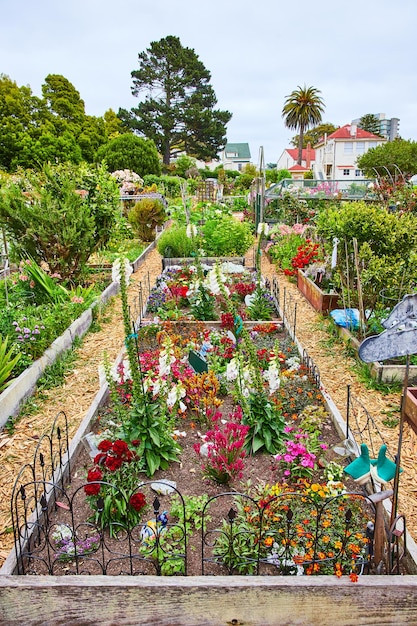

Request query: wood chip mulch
[{"left": 0, "top": 245, "right": 416, "bottom": 567}]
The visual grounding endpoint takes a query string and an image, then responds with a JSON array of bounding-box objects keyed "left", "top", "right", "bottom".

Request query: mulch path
[{"left": 0, "top": 245, "right": 416, "bottom": 568}]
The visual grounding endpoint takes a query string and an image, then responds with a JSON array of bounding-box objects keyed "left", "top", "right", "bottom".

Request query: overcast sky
[{"left": 1, "top": 0, "right": 416, "bottom": 166}]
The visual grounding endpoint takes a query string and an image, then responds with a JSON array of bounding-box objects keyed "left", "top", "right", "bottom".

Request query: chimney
[
  {"left": 306, "top": 142, "right": 312, "bottom": 169},
  {"left": 350, "top": 124, "right": 357, "bottom": 137}
]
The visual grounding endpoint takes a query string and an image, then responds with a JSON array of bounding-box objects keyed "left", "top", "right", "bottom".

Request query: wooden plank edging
[{"left": 0, "top": 575, "right": 417, "bottom": 626}]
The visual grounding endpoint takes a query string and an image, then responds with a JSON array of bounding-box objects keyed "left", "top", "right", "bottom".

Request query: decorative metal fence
[{"left": 11, "top": 466, "right": 376, "bottom": 577}]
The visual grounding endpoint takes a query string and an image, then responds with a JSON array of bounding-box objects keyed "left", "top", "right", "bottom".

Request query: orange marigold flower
[
  {"left": 349, "top": 572, "right": 359, "bottom": 583},
  {"left": 264, "top": 537, "right": 273, "bottom": 547}
]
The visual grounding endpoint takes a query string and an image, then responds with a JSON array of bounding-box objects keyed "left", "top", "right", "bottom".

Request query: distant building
[
  {"left": 314, "top": 124, "right": 386, "bottom": 180},
  {"left": 276, "top": 144, "right": 315, "bottom": 178},
  {"left": 221, "top": 143, "right": 251, "bottom": 171},
  {"left": 352, "top": 114, "right": 400, "bottom": 141}
]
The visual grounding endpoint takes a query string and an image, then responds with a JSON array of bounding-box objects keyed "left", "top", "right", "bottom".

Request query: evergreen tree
[
  {"left": 119, "top": 36, "right": 231, "bottom": 166},
  {"left": 358, "top": 113, "right": 382, "bottom": 137}
]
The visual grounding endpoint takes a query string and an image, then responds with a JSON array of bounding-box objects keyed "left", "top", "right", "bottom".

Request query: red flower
[
  {"left": 84, "top": 483, "right": 101, "bottom": 496},
  {"left": 98, "top": 439, "right": 113, "bottom": 452},
  {"left": 84, "top": 468, "right": 103, "bottom": 496},
  {"left": 105, "top": 456, "right": 123, "bottom": 471},
  {"left": 111, "top": 440, "right": 130, "bottom": 457},
  {"left": 129, "top": 492, "right": 147, "bottom": 511},
  {"left": 87, "top": 468, "right": 103, "bottom": 482},
  {"left": 93, "top": 452, "right": 107, "bottom": 465}
]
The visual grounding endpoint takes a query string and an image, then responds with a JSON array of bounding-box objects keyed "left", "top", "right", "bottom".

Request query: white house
[
  {"left": 313, "top": 124, "right": 386, "bottom": 180},
  {"left": 221, "top": 143, "right": 251, "bottom": 171},
  {"left": 276, "top": 144, "right": 315, "bottom": 176}
]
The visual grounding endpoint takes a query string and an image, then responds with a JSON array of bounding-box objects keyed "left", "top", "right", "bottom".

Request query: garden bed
[
  {"left": 333, "top": 324, "right": 417, "bottom": 385},
  {"left": 6, "top": 319, "right": 396, "bottom": 579},
  {"left": 297, "top": 269, "right": 340, "bottom": 315}
]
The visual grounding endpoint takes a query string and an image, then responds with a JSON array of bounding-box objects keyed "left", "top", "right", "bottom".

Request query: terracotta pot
[{"left": 297, "top": 269, "right": 340, "bottom": 315}]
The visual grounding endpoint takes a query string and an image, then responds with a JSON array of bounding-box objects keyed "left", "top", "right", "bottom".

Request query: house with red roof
[
  {"left": 313, "top": 124, "right": 386, "bottom": 180},
  {"left": 276, "top": 144, "right": 315, "bottom": 179}
]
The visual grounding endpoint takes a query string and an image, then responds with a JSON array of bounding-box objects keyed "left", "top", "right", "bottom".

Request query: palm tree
[{"left": 282, "top": 85, "right": 325, "bottom": 166}]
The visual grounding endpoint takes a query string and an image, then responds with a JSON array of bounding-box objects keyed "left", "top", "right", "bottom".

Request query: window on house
[
  {"left": 355, "top": 169, "right": 363, "bottom": 177},
  {"left": 356, "top": 142, "right": 365, "bottom": 154},
  {"left": 238, "top": 163, "right": 242, "bottom": 172},
  {"left": 343, "top": 169, "right": 350, "bottom": 176},
  {"left": 344, "top": 143, "right": 353, "bottom": 154}
]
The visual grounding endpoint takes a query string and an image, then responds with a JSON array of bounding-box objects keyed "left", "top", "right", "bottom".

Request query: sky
[{"left": 1, "top": 0, "right": 416, "bottom": 166}]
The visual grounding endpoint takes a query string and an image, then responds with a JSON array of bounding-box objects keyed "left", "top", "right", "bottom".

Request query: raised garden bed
[
  {"left": 297, "top": 269, "right": 340, "bottom": 315},
  {"left": 333, "top": 324, "right": 417, "bottom": 385}
]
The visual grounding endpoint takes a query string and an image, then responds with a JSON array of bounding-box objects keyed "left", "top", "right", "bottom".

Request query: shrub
[
  {"left": 156, "top": 225, "right": 195, "bottom": 258},
  {"left": 0, "top": 162, "right": 120, "bottom": 279},
  {"left": 202, "top": 216, "right": 254, "bottom": 256},
  {"left": 128, "top": 198, "right": 166, "bottom": 241},
  {"left": 96, "top": 134, "right": 161, "bottom": 176},
  {"left": 143, "top": 175, "right": 184, "bottom": 198},
  {"left": 316, "top": 201, "right": 417, "bottom": 312}
]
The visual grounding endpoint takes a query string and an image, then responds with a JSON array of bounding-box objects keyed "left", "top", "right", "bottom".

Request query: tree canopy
[
  {"left": 290, "top": 122, "right": 338, "bottom": 148},
  {"left": 96, "top": 133, "right": 161, "bottom": 176},
  {"left": 0, "top": 74, "right": 121, "bottom": 171},
  {"left": 357, "top": 139, "right": 417, "bottom": 180},
  {"left": 118, "top": 36, "right": 232, "bottom": 166},
  {"left": 358, "top": 114, "right": 383, "bottom": 137},
  {"left": 282, "top": 85, "right": 325, "bottom": 164}
]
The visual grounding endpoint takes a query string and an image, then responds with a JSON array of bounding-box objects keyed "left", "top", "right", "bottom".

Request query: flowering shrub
[{"left": 283, "top": 240, "right": 323, "bottom": 277}]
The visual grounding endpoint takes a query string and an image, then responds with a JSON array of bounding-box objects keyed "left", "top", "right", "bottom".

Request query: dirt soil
[{"left": 0, "top": 246, "right": 416, "bottom": 569}]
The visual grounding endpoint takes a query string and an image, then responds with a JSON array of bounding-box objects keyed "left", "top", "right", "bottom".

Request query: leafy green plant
[
  {"left": 246, "top": 286, "right": 276, "bottom": 321},
  {"left": 0, "top": 335, "right": 21, "bottom": 392},
  {"left": 117, "top": 398, "right": 181, "bottom": 477},
  {"left": 156, "top": 225, "right": 195, "bottom": 257},
  {"left": 202, "top": 216, "right": 253, "bottom": 256},
  {"left": 244, "top": 391, "right": 285, "bottom": 455}
]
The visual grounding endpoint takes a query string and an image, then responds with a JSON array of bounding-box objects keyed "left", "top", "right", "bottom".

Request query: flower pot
[{"left": 297, "top": 269, "right": 340, "bottom": 315}]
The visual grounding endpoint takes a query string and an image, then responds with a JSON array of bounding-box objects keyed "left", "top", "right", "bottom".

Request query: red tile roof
[
  {"left": 326, "top": 124, "right": 382, "bottom": 140},
  {"left": 286, "top": 148, "right": 316, "bottom": 161},
  {"left": 289, "top": 164, "right": 309, "bottom": 171}
]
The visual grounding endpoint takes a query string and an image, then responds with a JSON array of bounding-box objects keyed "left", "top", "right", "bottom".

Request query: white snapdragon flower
[
  {"left": 264, "top": 363, "right": 281, "bottom": 395},
  {"left": 166, "top": 382, "right": 186, "bottom": 409},
  {"left": 186, "top": 223, "right": 197, "bottom": 238},
  {"left": 206, "top": 268, "right": 230, "bottom": 296},
  {"left": 158, "top": 350, "right": 175, "bottom": 377},
  {"left": 167, "top": 388, "right": 177, "bottom": 408},
  {"left": 112, "top": 257, "right": 133, "bottom": 284},
  {"left": 226, "top": 358, "right": 239, "bottom": 381},
  {"left": 257, "top": 222, "right": 270, "bottom": 236}
]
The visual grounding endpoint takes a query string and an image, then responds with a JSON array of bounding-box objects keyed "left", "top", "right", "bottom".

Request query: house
[
  {"left": 276, "top": 144, "right": 315, "bottom": 177},
  {"left": 221, "top": 143, "right": 251, "bottom": 171},
  {"left": 313, "top": 124, "right": 386, "bottom": 180}
]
